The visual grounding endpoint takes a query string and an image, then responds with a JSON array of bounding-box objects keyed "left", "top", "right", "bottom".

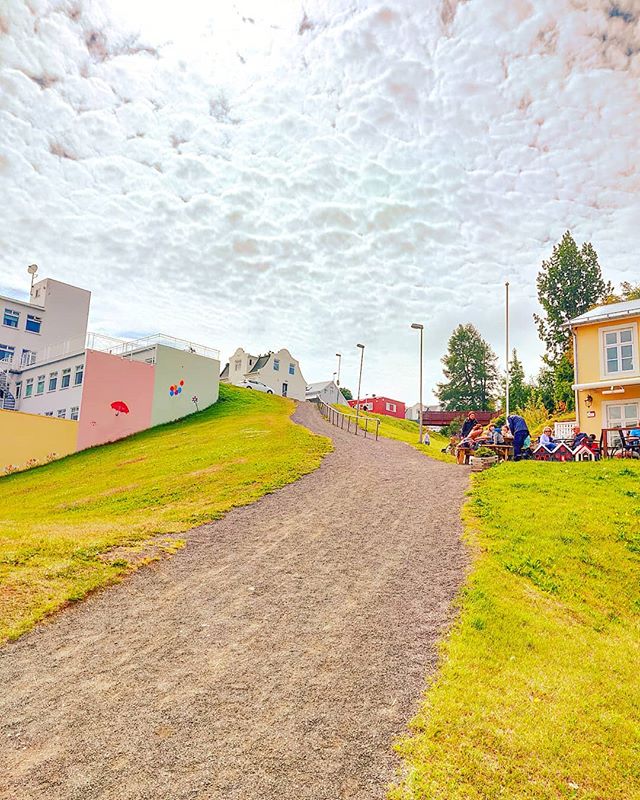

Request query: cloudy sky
[{"left": 1, "top": 0, "right": 638, "bottom": 403}]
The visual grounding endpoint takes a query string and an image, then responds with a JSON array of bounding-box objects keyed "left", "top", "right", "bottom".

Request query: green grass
[
  {"left": 392, "top": 459, "right": 640, "bottom": 800},
  {"left": 0, "top": 385, "right": 331, "bottom": 642},
  {"left": 332, "top": 404, "right": 455, "bottom": 463}
]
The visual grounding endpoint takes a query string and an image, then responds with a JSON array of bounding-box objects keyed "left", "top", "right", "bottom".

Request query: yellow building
[{"left": 569, "top": 299, "right": 640, "bottom": 439}]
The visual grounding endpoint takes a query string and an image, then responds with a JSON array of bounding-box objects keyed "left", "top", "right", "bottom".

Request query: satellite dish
[{"left": 27, "top": 264, "right": 38, "bottom": 275}]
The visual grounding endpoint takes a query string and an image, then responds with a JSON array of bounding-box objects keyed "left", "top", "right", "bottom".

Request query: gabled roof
[
  {"left": 248, "top": 354, "right": 271, "bottom": 373},
  {"left": 569, "top": 298, "right": 640, "bottom": 327},
  {"left": 220, "top": 362, "right": 229, "bottom": 379},
  {"left": 306, "top": 380, "right": 333, "bottom": 393}
]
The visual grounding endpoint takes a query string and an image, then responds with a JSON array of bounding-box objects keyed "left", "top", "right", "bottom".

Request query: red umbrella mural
[{"left": 111, "top": 400, "right": 130, "bottom": 417}]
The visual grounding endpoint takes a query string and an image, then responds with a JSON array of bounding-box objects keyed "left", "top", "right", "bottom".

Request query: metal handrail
[{"left": 317, "top": 400, "right": 380, "bottom": 441}]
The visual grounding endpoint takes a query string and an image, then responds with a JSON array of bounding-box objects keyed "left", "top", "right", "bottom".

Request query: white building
[
  {"left": 405, "top": 402, "right": 422, "bottom": 422},
  {"left": 221, "top": 347, "right": 307, "bottom": 400},
  {"left": 306, "top": 380, "right": 349, "bottom": 406},
  {"left": 1, "top": 275, "right": 91, "bottom": 415}
]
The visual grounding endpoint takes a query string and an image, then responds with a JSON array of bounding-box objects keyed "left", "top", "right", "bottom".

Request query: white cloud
[{"left": 1, "top": 0, "right": 639, "bottom": 404}]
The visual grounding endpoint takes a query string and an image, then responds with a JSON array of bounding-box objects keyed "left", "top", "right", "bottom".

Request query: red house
[{"left": 348, "top": 396, "right": 406, "bottom": 419}]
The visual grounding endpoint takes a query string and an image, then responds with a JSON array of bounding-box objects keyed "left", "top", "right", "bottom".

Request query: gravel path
[{"left": 0, "top": 402, "right": 469, "bottom": 800}]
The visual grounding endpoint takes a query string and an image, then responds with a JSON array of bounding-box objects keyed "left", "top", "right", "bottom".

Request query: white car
[{"left": 239, "top": 379, "right": 274, "bottom": 394}]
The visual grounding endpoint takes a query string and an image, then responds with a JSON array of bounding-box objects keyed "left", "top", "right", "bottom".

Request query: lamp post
[
  {"left": 355, "top": 344, "right": 365, "bottom": 429},
  {"left": 335, "top": 353, "right": 342, "bottom": 386},
  {"left": 411, "top": 323, "right": 424, "bottom": 444}
]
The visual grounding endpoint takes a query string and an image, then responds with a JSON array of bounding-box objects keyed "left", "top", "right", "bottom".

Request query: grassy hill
[
  {"left": 393, "top": 459, "right": 640, "bottom": 800},
  {"left": 0, "top": 385, "right": 331, "bottom": 642},
  {"left": 333, "top": 404, "right": 455, "bottom": 463}
]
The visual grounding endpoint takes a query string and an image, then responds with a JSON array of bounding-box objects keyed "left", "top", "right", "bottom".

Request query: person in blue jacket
[{"left": 507, "top": 414, "right": 531, "bottom": 461}]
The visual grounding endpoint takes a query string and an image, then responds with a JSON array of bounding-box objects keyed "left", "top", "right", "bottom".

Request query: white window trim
[
  {"left": 3, "top": 309, "right": 19, "bottom": 328},
  {"left": 599, "top": 322, "right": 638, "bottom": 379},
  {"left": 602, "top": 399, "right": 640, "bottom": 429}
]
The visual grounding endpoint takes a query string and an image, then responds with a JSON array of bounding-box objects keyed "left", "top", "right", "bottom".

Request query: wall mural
[
  {"left": 169, "top": 380, "right": 184, "bottom": 397},
  {"left": 110, "top": 400, "right": 130, "bottom": 416}
]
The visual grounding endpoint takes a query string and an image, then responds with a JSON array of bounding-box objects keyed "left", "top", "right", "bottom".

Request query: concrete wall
[
  {"left": 151, "top": 345, "right": 219, "bottom": 426},
  {"left": 77, "top": 349, "right": 154, "bottom": 451},
  {"left": 0, "top": 409, "right": 77, "bottom": 469}
]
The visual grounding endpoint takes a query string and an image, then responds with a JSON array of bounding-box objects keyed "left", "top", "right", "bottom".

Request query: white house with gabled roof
[
  {"left": 306, "top": 380, "right": 348, "bottom": 406},
  {"left": 221, "top": 347, "right": 307, "bottom": 400}
]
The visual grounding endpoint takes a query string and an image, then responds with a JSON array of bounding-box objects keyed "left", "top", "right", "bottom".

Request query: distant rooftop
[{"left": 569, "top": 298, "right": 640, "bottom": 327}]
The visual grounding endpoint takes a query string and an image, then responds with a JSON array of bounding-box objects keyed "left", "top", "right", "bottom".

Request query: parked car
[{"left": 239, "top": 379, "right": 273, "bottom": 394}]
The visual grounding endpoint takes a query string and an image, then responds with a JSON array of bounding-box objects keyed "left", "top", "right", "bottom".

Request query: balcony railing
[{"left": 87, "top": 332, "right": 220, "bottom": 362}]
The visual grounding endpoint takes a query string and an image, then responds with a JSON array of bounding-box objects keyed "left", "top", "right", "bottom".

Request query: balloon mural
[{"left": 169, "top": 380, "right": 185, "bottom": 397}]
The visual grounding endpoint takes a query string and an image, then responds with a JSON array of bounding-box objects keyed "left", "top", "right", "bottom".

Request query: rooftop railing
[{"left": 86, "top": 332, "right": 220, "bottom": 361}]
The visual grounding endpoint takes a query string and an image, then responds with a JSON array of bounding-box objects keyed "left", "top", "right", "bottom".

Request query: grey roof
[
  {"left": 220, "top": 362, "right": 229, "bottom": 378},
  {"left": 306, "top": 380, "right": 333, "bottom": 393},
  {"left": 569, "top": 298, "right": 640, "bottom": 327},
  {"left": 248, "top": 354, "right": 271, "bottom": 373}
]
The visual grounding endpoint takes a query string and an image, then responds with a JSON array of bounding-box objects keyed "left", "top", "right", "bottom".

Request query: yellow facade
[
  {"left": 572, "top": 309, "right": 640, "bottom": 437},
  {"left": 0, "top": 409, "right": 78, "bottom": 470}
]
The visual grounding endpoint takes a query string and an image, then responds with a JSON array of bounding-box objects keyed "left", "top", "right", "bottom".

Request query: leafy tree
[
  {"left": 516, "top": 396, "right": 550, "bottom": 433},
  {"left": 534, "top": 232, "right": 612, "bottom": 362},
  {"left": 535, "top": 354, "right": 575, "bottom": 413},
  {"left": 340, "top": 387, "right": 353, "bottom": 401},
  {"left": 603, "top": 281, "right": 640, "bottom": 304},
  {"left": 436, "top": 324, "right": 499, "bottom": 411}
]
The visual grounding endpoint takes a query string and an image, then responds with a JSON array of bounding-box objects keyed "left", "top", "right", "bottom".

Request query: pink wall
[{"left": 77, "top": 350, "right": 154, "bottom": 451}]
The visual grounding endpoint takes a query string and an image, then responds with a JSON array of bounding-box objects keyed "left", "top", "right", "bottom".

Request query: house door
[{"left": 282, "top": 382, "right": 288, "bottom": 397}]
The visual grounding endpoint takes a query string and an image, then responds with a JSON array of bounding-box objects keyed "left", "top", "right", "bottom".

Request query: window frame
[
  {"left": 599, "top": 322, "right": 638, "bottom": 378},
  {"left": 25, "top": 378, "right": 34, "bottom": 397},
  {"left": 25, "top": 314, "right": 42, "bottom": 334},
  {"left": 385, "top": 402, "right": 397, "bottom": 412},
  {"left": 3, "top": 308, "right": 19, "bottom": 328},
  {"left": 0, "top": 343, "right": 15, "bottom": 363},
  {"left": 61, "top": 368, "right": 71, "bottom": 389},
  {"left": 70, "top": 406, "right": 79, "bottom": 421},
  {"left": 288, "top": 363, "right": 295, "bottom": 375},
  {"left": 56, "top": 409, "right": 66, "bottom": 419},
  {"left": 48, "top": 371, "right": 58, "bottom": 392},
  {"left": 36, "top": 374, "right": 45, "bottom": 395},
  {"left": 273, "top": 359, "right": 280, "bottom": 371},
  {"left": 74, "top": 364, "right": 84, "bottom": 386}
]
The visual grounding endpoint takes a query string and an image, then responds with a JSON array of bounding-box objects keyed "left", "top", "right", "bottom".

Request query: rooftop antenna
[{"left": 27, "top": 264, "right": 38, "bottom": 293}]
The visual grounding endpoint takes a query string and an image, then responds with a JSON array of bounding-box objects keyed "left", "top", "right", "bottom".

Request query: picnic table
[{"left": 455, "top": 441, "right": 513, "bottom": 464}]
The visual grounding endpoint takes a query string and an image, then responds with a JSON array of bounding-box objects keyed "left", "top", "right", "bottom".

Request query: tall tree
[
  {"left": 534, "top": 231, "right": 612, "bottom": 362},
  {"left": 436, "top": 324, "right": 499, "bottom": 411},
  {"left": 506, "top": 349, "right": 531, "bottom": 411}
]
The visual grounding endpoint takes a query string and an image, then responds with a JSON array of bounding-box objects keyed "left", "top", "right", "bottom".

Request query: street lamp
[
  {"left": 355, "top": 344, "right": 365, "bottom": 429},
  {"left": 335, "top": 353, "right": 342, "bottom": 386},
  {"left": 411, "top": 323, "right": 424, "bottom": 444}
]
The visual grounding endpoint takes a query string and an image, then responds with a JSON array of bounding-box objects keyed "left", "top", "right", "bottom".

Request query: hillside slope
[{"left": 0, "top": 385, "right": 331, "bottom": 642}]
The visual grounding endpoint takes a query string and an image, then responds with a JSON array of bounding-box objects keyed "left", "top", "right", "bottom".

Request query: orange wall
[
  {"left": 0, "top": 409, "right": 77, "bottom": 470},
  {"left": 77, "top": 350, "right": 154, "bottom": 451}
]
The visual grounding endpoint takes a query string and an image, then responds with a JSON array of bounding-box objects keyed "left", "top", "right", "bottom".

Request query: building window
[
  {"left": 44, "top": 411, "right": 53, "bottom": 417},
  {"left": 61, "top": 368, "right": 71, "bottom": 389},
  {"left": 70, "top": 406, "right": 79, "bottom": 420},
  {"left": 282, "top": 382, "right": 288, "bottom": 397},
  {"left": 385, "top": 402, "right": 397, "bottom": 412},
  {"left": 48, "top": 372, "right": 58, "bottom": 391},
  {"left": 21, "top": 349, "right": 36, "bottom": 367},
  {"left": 0, "top": 343, "right": 15, "bottom": 363},
  {"left": 3, "top": 309, "right": 19, "bottom": 328},
  {"left": 602, "top": 326, "right": 636, "bottom": 376},
  {"left": 57, "top": 409, "right": 66, "bottom": 419},
  {"left": 273, "top": 359, "right": 280, "bottom": 371},
  {"left": 74, "top": 364, "right": 84, "bottom": 385},
  {"left": 606, "top": 402, "right": 639, "bottom": 429},
  {"left": 234, "top": 360, "right": 241, "bottom": 371},
  {"left": 26, "top": 314, "right": 42, "bottom": 333},
  {"left": 15, "top": 382, "right": 21, "bottom": 398},
  {"left": 25, "top": 378, "right": 33, "bottom": 397},
  {"left": 36, "top": 375, "right": 45, "bottom": 394},
  {"left": 289, "top": 363, "right": 295, "bottom": 375}
]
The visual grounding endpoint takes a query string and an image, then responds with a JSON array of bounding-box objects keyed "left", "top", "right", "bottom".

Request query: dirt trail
[{"left": 0, "top": 402, "right": 469, "bottom": 800}]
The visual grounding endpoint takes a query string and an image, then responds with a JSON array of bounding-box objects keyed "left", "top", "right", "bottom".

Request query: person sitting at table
[
  {"left": 539, "top": 426, "right": 555, "bottom": 447},
  {"left": 571, "top": 425, "right": 589, "bottom": 449},
  {"left": 469, "top": 424, "right": 484, "bottom": 441},
  {"left": 492, "top": 425, "right": 505, "bottom": 444},
  {"left": 460, "top": 412, "right": 477, "bottom": 439},
  {"left": 501, "top": 424, "right": 513, "bottom": 441}
]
